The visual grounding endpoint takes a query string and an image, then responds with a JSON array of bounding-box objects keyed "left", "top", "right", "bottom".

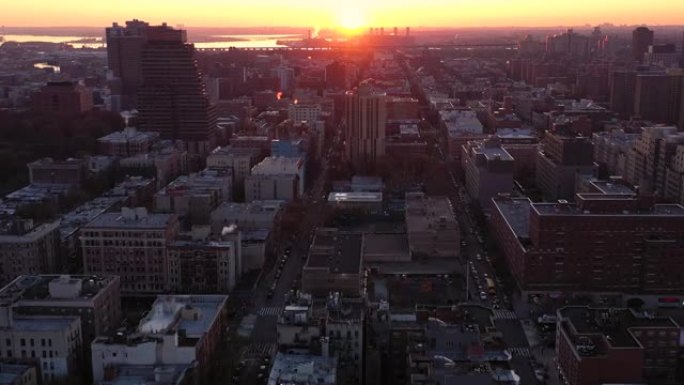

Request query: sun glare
[{"left": 337, "top": 8, "right": 366, "bottom": 34}]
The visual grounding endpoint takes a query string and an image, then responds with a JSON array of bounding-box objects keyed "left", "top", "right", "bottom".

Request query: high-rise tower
[{"left": 344, "top": 82, "right": 387, "bottom": 170}]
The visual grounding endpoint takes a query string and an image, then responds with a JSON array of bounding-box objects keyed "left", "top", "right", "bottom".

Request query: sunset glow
[{"left": 1, "top": 0, "right": 682, "bottom": 28}]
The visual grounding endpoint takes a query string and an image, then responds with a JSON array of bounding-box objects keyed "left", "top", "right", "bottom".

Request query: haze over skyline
[{"left": 2, "top": 0, "right": 683, "bottom": 30}]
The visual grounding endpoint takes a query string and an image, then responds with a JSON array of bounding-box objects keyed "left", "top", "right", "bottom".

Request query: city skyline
[{"left": 2, "top": 0, "right": 684, "bottom": 29}]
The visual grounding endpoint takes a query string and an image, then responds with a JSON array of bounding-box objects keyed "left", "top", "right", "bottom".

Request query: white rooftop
[{"left": 268, "top": 353, "right": 338, "bottom": 385}]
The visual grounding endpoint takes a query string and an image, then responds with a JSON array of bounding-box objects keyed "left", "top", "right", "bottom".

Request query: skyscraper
[
  {"left": 344, "top": 82, "right": 387, "bottom": 170},
  {"left": 632, "top": 26, "right": 654, "bottom": 62},
  {"left": 106, "top": 21, "right": 217, "bottom": 154},
  {"left": 106, "top": 19, "right": 150, "bottom": 111},
  {"left": 136, "top": 23, "right": 217, "bottom": 155}
]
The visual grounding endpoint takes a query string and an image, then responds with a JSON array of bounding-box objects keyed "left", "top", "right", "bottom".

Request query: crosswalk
[
  {"left": 243, "top": 342, "right": 277, "bottom": 359},
  {"left": 493, "top": 309, "right": 518, "bottom": 320},
  {"left": 257, "top": 306, "right": 282, "bottom": 316},
  {"left": 508, "top": 347, "right": 532, "bottom": 358}
]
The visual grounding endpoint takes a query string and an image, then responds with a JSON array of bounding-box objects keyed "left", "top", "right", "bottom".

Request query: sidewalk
[{"left": 521, "top": 319, "right": 559, "bottom": 385}]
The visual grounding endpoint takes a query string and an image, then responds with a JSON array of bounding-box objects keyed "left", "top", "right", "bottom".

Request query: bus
[{"left": 485, "top": 278, "right": 496, "bottom": 295}]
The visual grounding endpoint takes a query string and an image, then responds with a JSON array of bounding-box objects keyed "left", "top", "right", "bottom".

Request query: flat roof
[
  {"left": 362, "top": 233, "right": 409, "bottom": 256},
  {"left": 12, "top": 316, "right": 78, "bottom": 332},
  {"left": 328, "top": 192, "right": 383, "bottom": 203},
  {"left": 268, "top": 352, "right": 337, "bottom": 385},
  {"left": 138, "top": 295, "right": 228, "bottom": 337},
  {"left": 472, "top": 143, "right": 514, "bottom": 162},
  {"left": 491, "top": 198, "right": 531, "bottom": 239},
  {"left": 532, "top": 202, "right": 684, "bottom": 217},
  {"left": 0, "top": 275, "right": 117, "bottom": 304},
  {"left": 306, "top": 229, "right": 362, "bottom": 274},
  {"left": 560, "top": 306, "right": 678, "bottom": 349},
  {"left": 83, "top": 211, "right": 176, "bottom": 229},
  {"left": 0, "top": 364, "right": 32, "bottom": 385},
  {"left": 590, "top": 181, "right": 636, "bottom": 195},
  {"left": 98, "top": 365, "right": 190, "bottom": 385}
]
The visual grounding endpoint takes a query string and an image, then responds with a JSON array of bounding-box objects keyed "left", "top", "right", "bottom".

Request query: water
[{"left": 1, "top": 33, "right": 302, "bottom": 49}]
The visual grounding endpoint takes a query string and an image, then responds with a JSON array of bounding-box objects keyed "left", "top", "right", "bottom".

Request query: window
[{"left": 20, "top": 339, "right": 25, "bottom": 347}]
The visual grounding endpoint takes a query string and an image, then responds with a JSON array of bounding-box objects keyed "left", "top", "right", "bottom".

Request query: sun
[{"left": 337, "top": 8, "right": 366, "bottom": 34}]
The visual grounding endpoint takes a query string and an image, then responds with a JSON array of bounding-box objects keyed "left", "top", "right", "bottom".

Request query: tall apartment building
[
  {"left": 404, "top": 192, "right": 459, "bottom": 258},
  {"left": 634, "top": 71, "right": 683, "bottom": 125},
  {"left": 546, "top": 29, "right": 590, "bottom": 58},
  {"left": 632, "top": 26, "right": 654, "bottom": 62},
  {"left": 624, "top": 126, "right": 683, "bottom": 199},
  {"left": 106, "top": 19, "right": 150, "bottom": 111},
  {"left": 664, "top": 144, "right": 684, "bottom": 204},
  {"left": 31, "top": 81, "right": 93, "bottom": 115},
  {"left": 288, "top": 103, "right": 322, "bottom": 123},
  {"left": 112, "top": 22, "right": 217, "bottom": 154},
  {"left": 81, "top": 208, "right": 179, "bottom": 294},
  {"left": 91, "top": 295, "right": 228, "bottom": 384},
  {"left": 609, "top": 71, "right": 637, "bottom": 118},
  {"left": 592, "top": 130, "right": 640, "bottom": 177},
  {"left": 0, "top": 275, "right": 122, "bottom": 343},
  {"left": 344, "top": 84, "right": 387, "bottom": 171},
  {"left": 245, "top": 157, "right": 305, "bottom": 202},
  {"left": 0, "top": 219, "right": 61, "bottom": 285},
  {"left": 461, "top": 137, "right": 515, "bottom": 207},
  {"left": 535, "top": 129, "right": 597, "bottom": 200},
  {"left": 490, "top": 194, "right": 684, "bottom": 293},
  {"left": 556, "top": 306, "right": 679, "bottom": 385}
]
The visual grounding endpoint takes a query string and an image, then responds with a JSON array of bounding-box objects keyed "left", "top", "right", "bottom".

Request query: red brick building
[
  {"left": 556, "top": 306, "right": 679, "bottom": 385},
  {"left": 490, "top": 193, "right": 684, "bottom": 293},
  {"left": 31, "top": 81, "right": 93, "bottom": 115}
]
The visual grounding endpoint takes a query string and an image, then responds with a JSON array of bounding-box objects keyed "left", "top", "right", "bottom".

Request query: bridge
[{"left": 196, "top": 43, "right": 517, "bottom": 53}]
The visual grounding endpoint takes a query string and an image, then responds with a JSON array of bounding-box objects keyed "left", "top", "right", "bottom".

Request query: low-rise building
[
  {"left": 91, "top": 295, "right": 228, "bottom": 384},
  {"left": 462, "top": 137, "right": 515, "bottom": 207},
  {"left": 327, "top": 192, "right": 383, "bottom": 214},
  {"left": 0, "top": 364, "right": 37, "bottom": 385},
  {"left": 210, "top": 200, "right": 284, "bottom": 235},
  {"left": 0, "top": 310, "right": 82, "bottom": 384},
  {"left": 556, "top": 306, "right": 680, "bottom": 385},
  {"left": 119, "top": 142, "right": 188, "bottom": 190},
  {"left": 0, "top": 275, "right": 122, "bottom": 343},
  {"left": 0, "top": 219, "right": 61, "bottom": 285},
  {"left": 95, "top": 364, "right": 193, "bottom": 385},
  {"left": 81, "top": 208, "right": 179, "bottom": 294},
  {"left": 268, "top": 352, "right": 337, "bottom": 385},
  {"left": 27, "top": 158, "right": 85, "bottom": 188},
  {"left": 302, "top": 228, "right": 363, "bottom": 297},
  {"left": 245, "top": 157, "right": 305, "bottom": 202},
  {"left": 31, "top": 81, "right": 93, "bottom": 115},
  {"left": 206, "top": 146, "right": 261, "bottom": 187},
  {"left": 405, "top": 193, "right": 459, "bottom": 258},
  {"left": 97, "top": 127, "right": 160, "bottom": 157},
  {"left": 155, "top": 169, "right": 233, "bottom": 225},
  {"left": 168, "top": 230, "right": 239, "bottom": 293}
]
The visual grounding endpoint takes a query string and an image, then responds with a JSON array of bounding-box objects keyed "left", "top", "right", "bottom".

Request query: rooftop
[
  {"left": 405, "top": 193, "right": 459, "bottom": 233},
  {"left": 363, "top": 233, "right": 410, "bottom": 258},
  {"left": 98, "top": 127, "right": 160, "bottom": 144},
  {"left": 305, "top": 228, "right": 362, "bottom": 275},
  {"left": 328, "top": 192, "right": 383, "bottom": 203},
  {"left": 589, "top": 180, "right": 636, "bottom": 196},
  {"left": 97, "top": 365, "right": 191, "bottom": 385},
  {"left": 491, "top": 198, "right": 531, "bottom": 240},
  {"left": 12, "top": 315, "right": 79, "bottom": 332},
  {"left": 59, "top": 196, "right": 126, "bottom": 240},
  {"left": 532, "top": 201, "right": 684, "bottom": 217},
  {"left": 559, "top": 306, "right": 679, "bottom": 350},
  {"left": 83, "top": 208, "right": 176, "bottom": 230},
  {"left": 0, "top": 275, "right": 117, "bottom": 304},
  {"left": 0, "top": 364, "right": 33, "bottom": 385},
  {"left": 137, "top": 295, "right": 228, "bottom": 338},
  {"left": 252, "top": 156, "right": 304, "bottom": 175},
  {"left": 268, "top": 352, "right": 338, "bottom": 385}
]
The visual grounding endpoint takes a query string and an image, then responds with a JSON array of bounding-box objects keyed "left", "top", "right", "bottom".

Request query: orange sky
[{"left": 2, "top": 0, "right": 683, "bottom": 29}]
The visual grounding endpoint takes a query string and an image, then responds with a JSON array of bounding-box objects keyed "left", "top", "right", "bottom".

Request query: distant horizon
[{"left": 3, "top": 0, "right": 684, "bottom": 32}]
